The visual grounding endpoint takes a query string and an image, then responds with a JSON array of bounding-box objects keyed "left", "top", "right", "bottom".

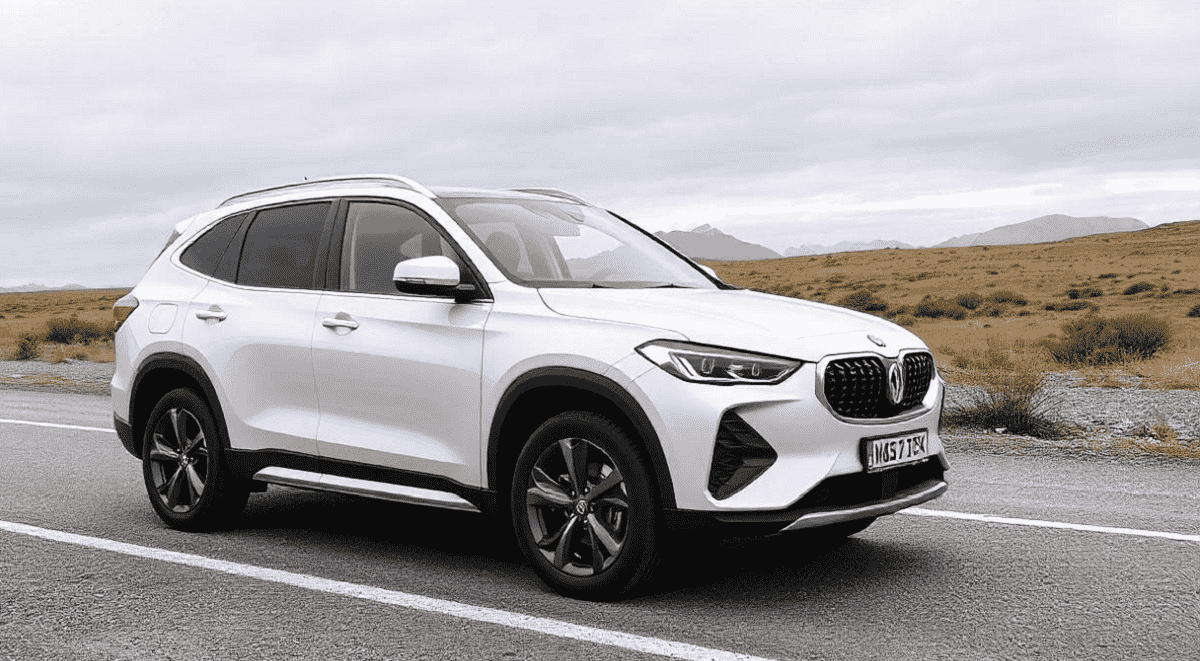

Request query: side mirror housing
[
  {"left": 393, "top": 256, "right": 467, "bottom": 298},
  {"left": 699, "top": 264, "right": 718, "bottom": 278}
]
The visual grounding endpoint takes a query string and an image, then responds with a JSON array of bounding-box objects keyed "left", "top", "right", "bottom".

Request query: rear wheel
[
  {"left": 511, "top": 411, "right": 662, "bottom": 600},
  {"left": 142, "top": 388, "right": 247, "bottom": 531}
]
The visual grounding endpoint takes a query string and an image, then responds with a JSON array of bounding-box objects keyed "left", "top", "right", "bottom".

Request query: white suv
[{"left": 111, "top": 175, "right": 948, "bottom": 599}]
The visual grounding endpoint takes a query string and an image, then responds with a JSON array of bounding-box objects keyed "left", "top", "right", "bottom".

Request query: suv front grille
[{"left": 822, "top": 352, "right": 934, "bottom": 419}]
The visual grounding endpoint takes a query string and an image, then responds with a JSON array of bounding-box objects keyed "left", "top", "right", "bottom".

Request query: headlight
[{"left": 636, "top": 340, "right": 802, "bottom": 385}]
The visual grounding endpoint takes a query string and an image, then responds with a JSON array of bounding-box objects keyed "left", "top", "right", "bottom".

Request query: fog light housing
[{"left": 708, "top": 411, "right": 777, "bottom": 500}]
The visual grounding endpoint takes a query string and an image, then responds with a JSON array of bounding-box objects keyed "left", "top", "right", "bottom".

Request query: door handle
[
  {"left": 321, "top": 315, "right": 360, "bottom": 331},
  {"left": 195, "top": 306, "right": 227, "bottom": 321}
]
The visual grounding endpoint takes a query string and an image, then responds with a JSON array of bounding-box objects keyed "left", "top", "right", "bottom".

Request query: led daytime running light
[{"left": 636, "top": 340, "right": 801, "bottom": 385}]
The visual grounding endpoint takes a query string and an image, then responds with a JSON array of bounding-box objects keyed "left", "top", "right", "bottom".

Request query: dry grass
[
  {"left": 0, "top": 288, "right": 127, "bottom": 363},
  {"left": 1096, "top": 426, "right": 1200, "bottom": 461},
  {"left": 707, "top": 220, "right": 1200, "bottom": 391}
]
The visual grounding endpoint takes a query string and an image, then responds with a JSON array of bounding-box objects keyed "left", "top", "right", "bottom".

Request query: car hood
[{"left": 538, "top": 288, "right": 927, "bottom": 361}]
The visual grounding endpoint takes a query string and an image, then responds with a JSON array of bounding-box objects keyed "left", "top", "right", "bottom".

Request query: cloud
[{"left": 1, "top": 1, "right": 1200, "bottom": 285}]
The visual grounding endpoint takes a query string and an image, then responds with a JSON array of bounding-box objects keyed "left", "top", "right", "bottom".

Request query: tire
[
  {"left": 510, "top": 411, "right": 662, "bottom": 600},
  {"left": 142, "top": 388, "right": 248, "bottom": 531}
]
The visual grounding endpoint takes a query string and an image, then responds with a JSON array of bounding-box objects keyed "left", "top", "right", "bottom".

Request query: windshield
[{"left": 436, "top": 197, "right": 718, "bottom": 289}]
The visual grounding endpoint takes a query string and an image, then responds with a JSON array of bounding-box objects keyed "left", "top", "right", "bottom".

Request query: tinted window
[
  {"left": 341, "top": 202, "right": 469, "bottom": 295},
  {"left": 179, "top": 213, "right": 247, "bottom": 277},
  {"left": 237, "top": 203, "right": 331, "bottom": 289}
]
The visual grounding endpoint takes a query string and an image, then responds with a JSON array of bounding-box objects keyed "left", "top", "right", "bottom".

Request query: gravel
[
  {"left": 0, "top": 359, "right": 114, "bottom": 396},
  {"left": 2, "top": 358, "right": 1196, "bottom": 462}
]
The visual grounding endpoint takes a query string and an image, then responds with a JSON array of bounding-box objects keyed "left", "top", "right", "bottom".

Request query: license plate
[{"left": 863, "top": 430, "right": 929, "bottom": 472}]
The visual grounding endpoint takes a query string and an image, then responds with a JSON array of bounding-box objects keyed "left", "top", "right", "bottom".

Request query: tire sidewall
[{"left": 510, "top": 411, "right": 661, "bottom": 600}]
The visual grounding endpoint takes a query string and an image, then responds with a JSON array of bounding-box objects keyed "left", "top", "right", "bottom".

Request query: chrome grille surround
[{"left": 816, "top": 350, "right": 936, "bottom": 423}]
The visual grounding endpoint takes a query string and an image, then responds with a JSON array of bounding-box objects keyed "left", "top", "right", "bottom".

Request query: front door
[{"left": 311, "top": 200, "right": 491, "bottom": 487}]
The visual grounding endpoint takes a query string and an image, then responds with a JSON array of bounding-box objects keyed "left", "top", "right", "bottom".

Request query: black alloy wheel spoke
[
  {"left": 586, "top": 513, "right": 622, "bottom": 557},
  {"left": 553, "top": 515, "right": 581, "bottom": 569},
  {"left": 584, "top": 469, "right": 623, "bottom": 503},
  {"left": 587, "top": 523, "right": 604, "bottom": 573},
  {"left": 148, "top": 434, "right": 179, "bottom": 463},
  {"left": 169, "top": 409, "right": 188, "bottom": 453}
]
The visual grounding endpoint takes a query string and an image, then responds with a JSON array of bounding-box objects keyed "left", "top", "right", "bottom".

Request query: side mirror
[{"left": 393, "top": 256, "right": 476, "bottom": 300}]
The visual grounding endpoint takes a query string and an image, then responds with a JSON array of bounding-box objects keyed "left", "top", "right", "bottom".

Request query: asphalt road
[{"left": 1, "top": 391, "right": 1197, "bottom": 661}]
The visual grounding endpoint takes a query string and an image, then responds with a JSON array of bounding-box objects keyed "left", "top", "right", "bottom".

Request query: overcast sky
[{"left": 2, "top": 1, "right": 1199, "bottom": 287}]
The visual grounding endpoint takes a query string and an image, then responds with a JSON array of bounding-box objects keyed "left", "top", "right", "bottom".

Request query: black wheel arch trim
[
  {"left": 127, "top": 352, "right": 231, "bottom": 460},
  {"left": 486, "top": 366, "right": 677, "bottom": 509}
]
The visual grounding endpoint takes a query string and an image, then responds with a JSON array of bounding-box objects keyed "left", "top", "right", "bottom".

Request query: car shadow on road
[{"left": 228, "top": 485, "right": 955, "bottom": 607}]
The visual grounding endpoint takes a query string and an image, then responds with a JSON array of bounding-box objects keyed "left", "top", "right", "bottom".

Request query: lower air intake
[{"left": 708, "top": 411, "right": 777, "bottom": 500}]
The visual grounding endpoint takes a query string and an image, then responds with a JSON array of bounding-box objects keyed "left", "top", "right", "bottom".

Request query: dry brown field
[
  {"left": 708, "top": 219, "right": 1200, "bottom": 391},
  {"left": 0, "top": 288, "right": 130, "bottom": 362}
]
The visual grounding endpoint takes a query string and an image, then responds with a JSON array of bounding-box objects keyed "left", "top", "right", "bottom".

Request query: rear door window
[{"left": 237, "top": 202, "right": 333, "bottom": 289}]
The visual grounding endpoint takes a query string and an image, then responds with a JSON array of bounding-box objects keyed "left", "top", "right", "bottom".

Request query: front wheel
[
  {"left": 142, "top": 388, "right": 247, "bottom": 531},
  {"left": 511, "top": 411, "right": 662, "bottom": 600}
]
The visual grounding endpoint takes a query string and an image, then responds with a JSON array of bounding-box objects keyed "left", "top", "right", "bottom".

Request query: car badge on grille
[
  {"left": 867, "top": 334, "right": 886, "bottom": 347},
  {"left": 886, "top": 362, "right": 905, "bottom": 405}
]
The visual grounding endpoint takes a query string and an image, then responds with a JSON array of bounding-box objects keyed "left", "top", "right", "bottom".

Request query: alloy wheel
[
  {"left": 147, "top": 407, "right": 209, "bottom": 513},
  {"left": 524, "top": 437, "right": 629, "bottom": 577}
]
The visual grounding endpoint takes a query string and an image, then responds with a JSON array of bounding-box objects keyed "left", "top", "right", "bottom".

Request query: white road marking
[
  {"left": 0, "top": 520, "right": 775, "bottom": 661},
  {"left": 901, "top": 507, "right": 1200, "bottom": 543},
  {"left": 0, "top": 418, "right": 115, "bottom": 434}
]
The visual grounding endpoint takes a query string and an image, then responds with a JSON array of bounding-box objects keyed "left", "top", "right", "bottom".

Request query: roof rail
[
  {"left": 219, "top": 174, "right": 436, "bottom": 208},
  {"left": 510, "top": 188, "right": 593, "bottom": 206}
]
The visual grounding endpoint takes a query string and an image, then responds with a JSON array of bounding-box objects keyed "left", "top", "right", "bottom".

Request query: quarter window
[
  {"left": 237, "top": 202, "right": 331, "bottom": 289},
  {"left": 179, "top": 213, "right": 246, "bottom": 277},
  {"left": 341, "top": 202, "right": 469, "bottom": 295}
]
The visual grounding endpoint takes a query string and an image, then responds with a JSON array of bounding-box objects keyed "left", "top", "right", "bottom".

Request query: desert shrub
[
  {"left": 43, "top": 314, "right": 113, "bottom": 344},
  {"left": 836, "top": 290, "right": 888, "bottom": 313},
  {"left": 1188, "top": 304, "right": 1200, "bottom": 318},
  {"left": 954, "top": 292, "right": 984, "bottom": 310},
  {"left": 988, "top": 290, "right": 1027, "bottom": 305},
  {"left": 1045, "top": 300, "right": 1095, "bottom": 312},
  {"left": 1097, "top": 273, "right": 1119, "bottom": 279},
  {"left": 1122, "top": 282, "right": 1155, "bottom": 295},
  {"left": 1044, "top": 313, "right": 1172, "bottom": 365},
  {"left": 1065, "top": 287, "right": 1103, "bottom": 299},
  {"left": 14, "top": 332, "right": 42, "bottom": 360},
  {"left": 942, "top": 368, "right": 1066, "bottom": 439},
  {"left": 914, "top": 297, "right": 966, "bottom": 320},
  {"left": 978, "top": 303, "right": 1004, "bottom": 317},
  {"left": 1175, "top": 288, "right": 1200, "bottom": 295},
  {"left": 893, "top": 313, "right": 916, "bottom": 327}
]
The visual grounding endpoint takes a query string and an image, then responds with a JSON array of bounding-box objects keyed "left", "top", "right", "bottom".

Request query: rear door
[
  {"left": 183, "top": 200, "right": 335, "bottom": 455},
  {"left": 311, "top": 200, "right": 491, "bottom": 487}
]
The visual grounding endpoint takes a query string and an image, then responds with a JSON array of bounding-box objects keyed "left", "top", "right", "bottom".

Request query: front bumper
[
  {"left": 623, "top": 354, "right": 949, "bottom": 513},
  {"left": 662, "top": 458, "right": 946, "bottom": 535}
]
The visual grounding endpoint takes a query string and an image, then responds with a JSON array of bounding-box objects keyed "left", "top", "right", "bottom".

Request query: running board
[{"left": 252, "top": 467, "right": 480, "bottom": 513}]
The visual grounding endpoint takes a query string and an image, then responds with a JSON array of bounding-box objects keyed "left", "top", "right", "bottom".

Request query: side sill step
[{"left": 252, "top": 467, "right": 480, "bottom": 513}]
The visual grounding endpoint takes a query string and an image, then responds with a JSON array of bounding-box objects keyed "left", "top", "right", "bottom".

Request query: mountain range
[
  {"left": 655, "top": 214, "right": 1151, "bottom": 261},
  {"left": 932, "top": 214, "right": 1148, "bottom": 248},
  {"left": 0, "top": 283, "right": 88, "bottom": 293},
  {"left": 653, "top": 224, "right": 783, "bottom": 260},
  {"left": 784, "top": 240, "right": 914, "bottom": 257}
]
